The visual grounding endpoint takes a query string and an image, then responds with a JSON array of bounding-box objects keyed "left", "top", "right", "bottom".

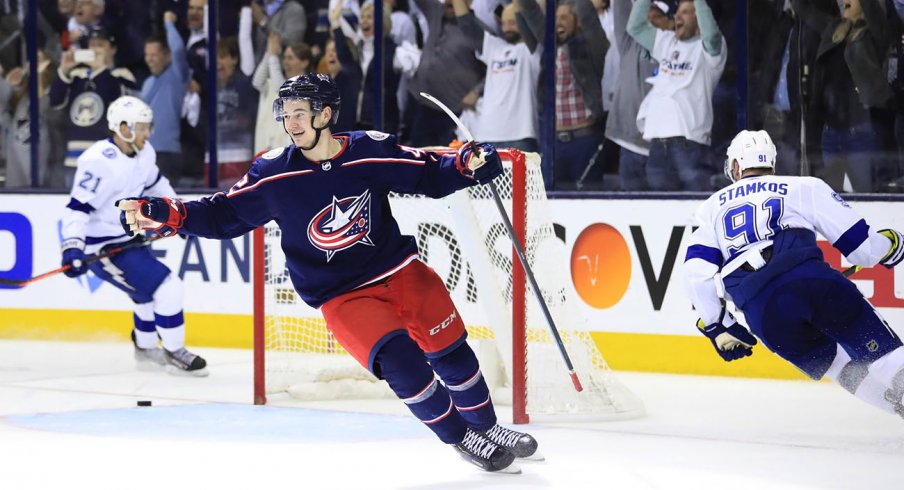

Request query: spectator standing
[
  {"left": 140, "top": 11, "right": 190, "bottom": 184},
  {"left": 518, "top": 0, "right": 609, "bottom": 189},
  {"left": 605, "top": 0, "right": 669, "bottom": 191},
  {"left": 326, "top": 0, "right": 364, "bottom": 133},
  {"left": 178, "top": 0, "right": 208, "bottom": 187},
  {"left": 456, "top": 0, "right": 540, "bottom": 152},
  {"left": 253, "top": 32, "right": 314, "bottom": 153},
  {"left": 407, "top": 0, "right": 486, "bottom": 147},
  {"left": 50, "top": 26, "right": 137, "bottom": 187},
  {"left": 68, "top": 0, "right": 105, "bottom": 48},
  {"left": 252, "top": 0, "right": 308, "bottom": 64},
  {"left": 793, "top": 0, "right": 894, "bottom": 193},
  {"left": 352, "top": 1, "right": 400, "bottom": 132},
  {"left": 208, "top": 37, "right": 258, "bottom": 188},
  {"left": 627, "top": 0, "right": 727, "bottom": 191},
  {"left": 0, "top": 58, "right": 54, "bottom": 187}
]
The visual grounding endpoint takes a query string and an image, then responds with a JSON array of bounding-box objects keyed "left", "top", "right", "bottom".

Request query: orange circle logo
[{"left": 570, "top": 224, "right": 631, "bottom": 309}]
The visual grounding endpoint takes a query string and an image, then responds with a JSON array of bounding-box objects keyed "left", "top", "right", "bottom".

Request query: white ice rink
[{"left": 1, "top": 339, "right": 903, "bottom": 490}]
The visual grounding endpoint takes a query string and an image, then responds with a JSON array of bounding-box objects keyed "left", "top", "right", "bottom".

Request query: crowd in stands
[{"left": 0, "top": 0, "right": 902, "bottom": 193}]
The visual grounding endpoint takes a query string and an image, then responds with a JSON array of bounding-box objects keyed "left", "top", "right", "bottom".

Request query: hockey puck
[{"left": 137, "top": 400, "right": 152, "bottom": 407}]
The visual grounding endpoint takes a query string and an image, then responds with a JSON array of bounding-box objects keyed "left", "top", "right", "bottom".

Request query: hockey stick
[
  {"left": 0, "top": 234, "right": 164, "bottom": 287},
  {"left": 419, "top": 92, "right": 584, "bottom": 392},
  {"left": 842, "top": 265, "right": 863, "bottom": 278}
]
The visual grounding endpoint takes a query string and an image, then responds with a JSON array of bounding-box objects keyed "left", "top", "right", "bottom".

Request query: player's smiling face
[
  {"left": 281, "top": 98, "right": 331, "bottom": 147},
  {"left": 282, "top": 98, "right": 316, "bottom": 146}
]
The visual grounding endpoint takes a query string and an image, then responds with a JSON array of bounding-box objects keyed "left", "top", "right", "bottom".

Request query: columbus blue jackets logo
[{"left": 308, "top": 190, "right": 374, "bottom": 261}]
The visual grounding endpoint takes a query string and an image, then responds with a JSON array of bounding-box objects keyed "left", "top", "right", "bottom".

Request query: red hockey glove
[
  {"left": 117, "top": 197, "right": 186, "bottom": 237},
  {"left": 455, "top": 142, "right": 503, "bottom": 184}
]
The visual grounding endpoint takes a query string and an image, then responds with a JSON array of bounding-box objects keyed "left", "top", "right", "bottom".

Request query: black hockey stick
[
  {"left": 842, "top": 265, "right": 863, "bottom": 278},
  {"left": 419, "top": 92, "right": 584, "bottom": 392},
  {"left": 0, "top": 234, "right": 164, "bottom": 287}
]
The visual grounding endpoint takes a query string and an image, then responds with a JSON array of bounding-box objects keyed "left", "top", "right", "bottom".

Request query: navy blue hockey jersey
[{"left": 179, "top": 131, "right": 478, "bottom": 308}]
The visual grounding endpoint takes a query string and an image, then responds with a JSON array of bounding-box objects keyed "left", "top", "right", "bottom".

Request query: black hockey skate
[
  {"left": 131, "top": 330, "right": 165, "bottom": 370},
  {"left": 452, "top": 428, "right": 519, "bottom": 473},
  {"left": 483, "top": 424, "right": 543, "bottom": 460},
  {"left": 164, "top": 347, "right": 209, "bottom": 377}
]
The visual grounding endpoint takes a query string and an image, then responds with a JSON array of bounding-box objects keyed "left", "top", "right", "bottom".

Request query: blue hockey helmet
[{"left": 273, "top": 73, "right": 341, "bottom": 125}]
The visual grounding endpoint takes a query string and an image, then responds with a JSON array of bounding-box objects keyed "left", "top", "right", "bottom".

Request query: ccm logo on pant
[{"left": 429, "top": 311, "right": 457, "bottom": 336}]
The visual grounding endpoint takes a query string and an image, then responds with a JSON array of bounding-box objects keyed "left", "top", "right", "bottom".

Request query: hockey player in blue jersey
[
  {"left": 684, "top": 129, "right": 904, "bottom": 419},
  {"left": 117, "top": 74, "right": 539, "bottom": 472},
  {"left": 60, "top": 96, "right": 208, "bottom": 376}
]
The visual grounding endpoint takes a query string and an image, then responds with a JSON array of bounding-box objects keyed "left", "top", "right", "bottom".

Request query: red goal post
[{"left": 252, "top": 148, "right": 643, "bottom": 422}]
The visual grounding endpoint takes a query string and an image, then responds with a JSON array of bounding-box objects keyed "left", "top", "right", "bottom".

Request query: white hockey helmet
[
  {"left": 724, "top": 130, "right": 777, "bottom": 183},
  {"left": 107, "top": 95, "right": 153, "bottom": 143}
]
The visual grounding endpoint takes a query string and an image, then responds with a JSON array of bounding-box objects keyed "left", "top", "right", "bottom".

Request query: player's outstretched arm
[
  {"left": 697, "top": 312, "right": 758, "bottom": 362},
  {"left": 117, "top": 197, "right": 186, "bottom": 237}
]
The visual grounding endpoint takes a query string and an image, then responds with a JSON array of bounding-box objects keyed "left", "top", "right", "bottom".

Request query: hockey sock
[
  {"left": 155, "top": 311, "right": 185, "bottom": 351},
  {"left": 152, "top": 274, "right": 186, "bottom": 351},
  {"left": 825, "top": 344, "right": 896, "bottom": 413},
  {"left": 376, "top": 335, "right": 468, "bottom": 444},
  {"left": 133, "top": 302, "right": 158, "bottom": 349},
  {"left": 866, "top": 346, "right": 904, "bottom": 388},
  {"left": 430, "top": 342, "right": 497, "bottom": 432}
]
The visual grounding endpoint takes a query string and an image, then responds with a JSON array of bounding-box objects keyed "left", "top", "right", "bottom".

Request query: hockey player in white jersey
[
  {"left": 683, "top": 129, "right": 904, "bottom": 418},
  {"left": 60, "top": 96, "right": 208, "bottom": 376}
]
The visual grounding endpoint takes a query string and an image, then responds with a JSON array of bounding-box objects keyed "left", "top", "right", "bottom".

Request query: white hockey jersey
[
  {"left": 61, "top": 138, "right": 176, "bottom": 254},
  {"left": 684, "top": 175, "right": 893, "bottom": 325}
]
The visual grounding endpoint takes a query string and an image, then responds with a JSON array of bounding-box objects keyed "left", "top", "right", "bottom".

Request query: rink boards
[{"left": 1, "top": 193, "right": 902, "bottom": 380}]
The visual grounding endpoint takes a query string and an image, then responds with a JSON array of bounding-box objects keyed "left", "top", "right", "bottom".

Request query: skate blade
[
  {"left": 494, "top": 462, "right": 522, "bottom": 474},
  {"left": 517, "top": 451, "right": 545, "bottom": 462},
  {"left": 165, "top": 365, "right": 210, "bottom": 377},
  {"left": 135, "top": 360, "right": 166, "bottom": 372}
]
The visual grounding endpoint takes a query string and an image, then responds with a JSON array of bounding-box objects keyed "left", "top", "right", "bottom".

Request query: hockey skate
[
  {"left": 163, "top": 347, "right": 209, "bottom": 377},
  {"left": 452, "top": 427, "right": 520, "bottom": 473},
  {"left": 131, "top": 331, "right": 166, "bottom": 371},
  {"left": 483, "top": 424, "right": 543, "bottom": 460}
]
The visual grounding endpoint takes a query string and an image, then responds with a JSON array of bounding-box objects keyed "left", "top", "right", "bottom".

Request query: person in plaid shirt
[{"left": 517, "top": 0, "right": 609, "bottom": 189}]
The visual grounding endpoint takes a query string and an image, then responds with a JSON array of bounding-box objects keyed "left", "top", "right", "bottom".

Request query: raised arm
[
  {"left": 627, "top": 0, "right": 656, "bottom": 52},
  {"left": 694, "top": 0, "right": 722, "bottom": 57},
  {"left": 164, "top": 13, "right": 190, "bottom": 83},
  {"left": 576, "top": 0, "right": 609, "bottom": 83},
  {"left": 453, "top": 0, "right": 490, "bottom": 52},
  {"left": 516, "top": 0, "right": 546, "bottom": 53}
]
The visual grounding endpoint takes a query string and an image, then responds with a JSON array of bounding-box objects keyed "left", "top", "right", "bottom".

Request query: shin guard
[
  {"left": 430, "top": 342, "right": 497, "bottom": 432},
  {"left": 376, "top": 335, "right": 467, "bottom": 443}
]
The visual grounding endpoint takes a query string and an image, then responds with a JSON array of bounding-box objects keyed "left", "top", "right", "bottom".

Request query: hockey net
[{"left": 253, "top": 149, "right": 643, "bottom": 422}]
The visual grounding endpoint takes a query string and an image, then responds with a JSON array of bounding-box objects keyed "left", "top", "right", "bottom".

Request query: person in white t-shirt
[
  {"left": 627, "top": 0, "right": 726, "bottom": 191},
  {"left": 456, "top": 1, "right": 541, "bottom": 151}
]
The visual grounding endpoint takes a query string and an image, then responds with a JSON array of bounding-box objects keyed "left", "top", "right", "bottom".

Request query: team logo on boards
[{"left": 308, "top": 190, "right": 374, "bottom": 261}]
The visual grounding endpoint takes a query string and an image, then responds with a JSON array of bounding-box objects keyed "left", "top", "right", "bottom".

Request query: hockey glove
[
  {"left": 878, "top": 229, "right": 904, "bottom": 269},
  {"left": 456, "top": 142, "right": 503, "bottom": 184},
  {"left": 697, "top": 314, "right": 758, "bottom": 362},
  {"left": 117, "top": 197, "right": 186, "bottom": 237},
  {"left": 61, "top": 239, "right": 88, "bottom": 278}
]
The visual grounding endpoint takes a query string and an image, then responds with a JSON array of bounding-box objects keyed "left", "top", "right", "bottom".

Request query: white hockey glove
[{"left": 878, "top": 229, "right": 904, "bottom": 269}]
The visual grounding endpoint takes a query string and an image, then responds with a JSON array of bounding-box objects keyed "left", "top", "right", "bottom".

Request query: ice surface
[{"left": 0, "top": 339, "right": 902, "bottom": 489}]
